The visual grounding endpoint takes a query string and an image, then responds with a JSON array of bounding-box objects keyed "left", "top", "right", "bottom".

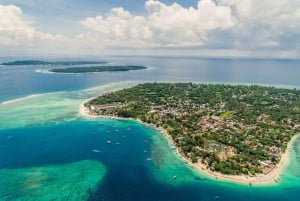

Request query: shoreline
[
  {"left": 157, "top": 126, "right": 297, "bottom": 185},
  {"left": 79, "top": 99, "right": 297, "bottom": 185}
]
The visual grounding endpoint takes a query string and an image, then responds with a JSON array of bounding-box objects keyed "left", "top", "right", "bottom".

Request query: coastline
[
  {"left": 79, "top": 99, "right": 297, "bottom": 185},
  {"left": 157, "top": 126, "right": 297, "bottom": 185}
]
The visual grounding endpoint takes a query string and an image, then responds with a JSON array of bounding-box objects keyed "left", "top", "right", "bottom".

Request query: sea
[{"left": 0, "top": 56, "right": 300, "bottom": 201}]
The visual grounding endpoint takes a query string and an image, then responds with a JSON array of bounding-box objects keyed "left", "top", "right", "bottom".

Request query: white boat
[
  {"left": 106, "top": 140, "right": 112, "bottom": 144},
  {"left": 91, "top": 149, "right": 100, "bottom": 153}
]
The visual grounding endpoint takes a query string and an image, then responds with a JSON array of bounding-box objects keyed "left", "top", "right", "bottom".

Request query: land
[
  {"left": 49, "top": 65, "right": 147, "bottom": 73},
  {"left": 82, "top": 83, "right": 300, "bottom": 184},
  {"left": 1, "top": 60, "right": 107, "bottom": 66}
]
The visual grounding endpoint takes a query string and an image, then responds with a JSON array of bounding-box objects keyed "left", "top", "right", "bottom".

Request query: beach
[
  {"left": 79, "top": 98, "right": 297, "bottom": 185},
  {"left": 158, "top": 125, "right": 297, "bottom": 185},
  {"left": 79, "top": 99, "right": 98, "bottom": 118}
]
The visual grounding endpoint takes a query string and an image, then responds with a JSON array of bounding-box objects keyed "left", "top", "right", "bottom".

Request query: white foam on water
[
  {"left": 1, "top": 94, "right": 44, "bottom": 105},
  {"left": 35, "top": 69, "right": 54, "bottom": 74}
]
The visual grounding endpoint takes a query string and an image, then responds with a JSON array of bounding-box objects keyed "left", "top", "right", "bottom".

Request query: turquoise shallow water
[
  {"left": 1, "top": 57, "right": 300, "bottom": 200},
  {"left": 1, "top": 83, "right": 300, "bottom": 201},
  {"left": 0, "top": 160, "right": 106, "bottom": 201}
]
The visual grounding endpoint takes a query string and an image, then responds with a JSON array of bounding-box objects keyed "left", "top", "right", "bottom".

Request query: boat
[
  {"left": 147, "top": 158, "right": 152, "bottom": 161},
  {"left": 91, "top": 149, "right": 100, "bottom": 153},
  {"left": 106, "top": 140, "right": 112, "bottom": 144},
  {"left": 172, "top": 175, "right": 177, "bottom": 180}
]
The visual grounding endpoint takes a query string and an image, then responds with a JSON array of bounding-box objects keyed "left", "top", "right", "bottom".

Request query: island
[
  {"left": 1, "top": 60, "right": 107, "bottom": 66},
  {"left": 49, "top": 65, "right": 147, "bottom": 73},
  {"left": 81, "top": 83, "right": 300, "bottom": 184}
]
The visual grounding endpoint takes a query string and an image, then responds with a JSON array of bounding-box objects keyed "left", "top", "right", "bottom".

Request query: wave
[
  {"left": 1, "top": 94, "right": 44, "bottom": 105},
  {"left": 0, "top": 90, "right": 71, "bottom": 105},
  {"left": 145, "top": 66, "right": 157, "bottom": 71},
  {"left": 35, "top": 69, "right": 54, "bottom": 74},
  {"left": 82, "top": 80, "right": 141, "bottom": 92}
]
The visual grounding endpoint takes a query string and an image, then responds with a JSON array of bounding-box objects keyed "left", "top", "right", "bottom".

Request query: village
[{"left": 86, "top": 83, "right": 300, "bottom": 176}]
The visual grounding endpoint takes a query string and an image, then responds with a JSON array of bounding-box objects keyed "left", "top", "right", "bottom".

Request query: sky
[{"left": 0, "top": 0, "right": 299, "bottom": 58}]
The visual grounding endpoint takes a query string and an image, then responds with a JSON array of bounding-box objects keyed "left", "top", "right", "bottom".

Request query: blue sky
[{"left": 0, "top": 0, "right": 299, "bottom": 58}]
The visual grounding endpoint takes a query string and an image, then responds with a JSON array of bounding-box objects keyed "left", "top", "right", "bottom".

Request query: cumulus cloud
[
  {"left": 79, "top": 0, "right": 300, "bottom": 54},
  {"left": 1, "top": 0, "right": 300, "bottom": 57},
  {"left": 220, "top": 0, "right": 300, "bottom": 49},
  {"left": 80, "top": 0, "right": 236, "bottom": 48},
  {"left": 0, "top": 4, "right": 67, "bottom": 47}
]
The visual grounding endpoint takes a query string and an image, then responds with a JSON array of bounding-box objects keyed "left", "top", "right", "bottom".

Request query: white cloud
[
  {"left": 219, "top": 0, "right": 300, "bottom": 49},
  {"left": 0, "top": 4, "right": 67, "bottom": 47},
  {"left": 80, "top": 0, "right": 236, "bottom": 48},
  {"left": 1, "top": 1, "right": 300, "bottom": 58},
  {"left": 79, "top": 0, "right": 300, "bottom": 55},
  {"left": 80, "top": 7, "right": 154, "bottom": 48}
]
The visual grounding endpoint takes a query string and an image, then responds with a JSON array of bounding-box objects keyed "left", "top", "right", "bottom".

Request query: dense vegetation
[
  {"left": 1, "top": 60, "right": 106, "bottom": 66},
  {"left": 49, "top": 65, "right": 147, "bottom": 73},
  {"left": 86, "top": 83, "right": 300, "bottom": 176}
]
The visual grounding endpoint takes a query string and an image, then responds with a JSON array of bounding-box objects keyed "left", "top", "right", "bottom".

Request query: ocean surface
[{"left": 1, "top": 56, "right": 300, "bottom": 201}]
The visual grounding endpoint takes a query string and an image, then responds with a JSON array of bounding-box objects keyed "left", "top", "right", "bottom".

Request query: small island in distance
[
  {"left": 49, "top": 65, "right": 147, "bottom": 73},
  {"left": 82, "top": 83, "right": 300, "bottom": 184},
  {"left": 1, "top": 60, "right": 107, "bottom": 66},
  {"left": 1, "top": 60, "right": 147, "bottom": 73}
]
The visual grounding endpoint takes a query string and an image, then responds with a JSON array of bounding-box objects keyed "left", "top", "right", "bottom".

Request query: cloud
[
  {"left": 219, "top": 0, "right": 300, "bottom": 49},
  {"left": 0, "top": 4, "right": 67, "bottom": 47},
  {"left": 80, "top": 0, "right": 236, "bottom": 48},
  {"left": 0, "top": 1, "right": 299, "bottom": 58},
  {"left": 79, "top": 0, "right": 300, "bottom": 56}
]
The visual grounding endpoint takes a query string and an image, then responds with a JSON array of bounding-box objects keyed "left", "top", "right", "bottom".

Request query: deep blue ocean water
[{"left": 1, "top": 56, "right": 300, "bottom": 201}]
